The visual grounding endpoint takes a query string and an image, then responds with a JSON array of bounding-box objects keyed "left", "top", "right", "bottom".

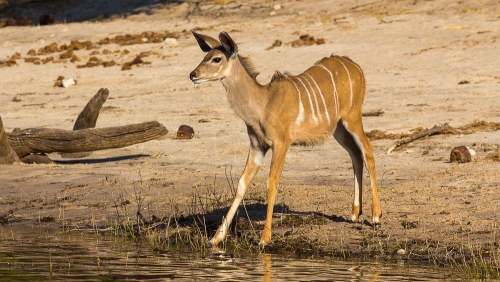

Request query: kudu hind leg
[
  {"left": 210, "top": 145, "right": 266, "bottom": 245},
  {"left": 339, "top": 120, "right": 382, "bottom": 226},
  {"left": 334, "top": 122, "right": 364, "bottom": 222}
]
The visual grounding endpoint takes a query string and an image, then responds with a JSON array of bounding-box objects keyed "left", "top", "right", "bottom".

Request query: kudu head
[{"left": 189, "top": 30, "right": 238, "bottom": 84}]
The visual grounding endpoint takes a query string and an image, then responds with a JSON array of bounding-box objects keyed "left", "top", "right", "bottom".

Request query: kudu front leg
[
  {"left": 260, "top": 143, "right": 289, "bottom": 246},
  {"left": 210, "top": 144, "right": 266, "bottom": 246}
]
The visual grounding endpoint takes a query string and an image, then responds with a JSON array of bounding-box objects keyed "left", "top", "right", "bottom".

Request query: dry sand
[{"left": 1, "top": 0, "right": 499, "bottom": 260}]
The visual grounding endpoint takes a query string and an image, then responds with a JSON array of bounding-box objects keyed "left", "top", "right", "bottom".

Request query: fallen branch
[
  {"left": 0, "top": 116, "right": 20, "bottom": 164},
  {"left": 7, "top": 121, "right": 167, "bottom": 158},
  {"left": 2, "top": 88, "right": 169, "bottom": 164},
  {"left": 61, "top": 88, "right": 109, "bottom": 158},
  {"left": 387, "top": 123, "right": 451, "bottom": 154}
]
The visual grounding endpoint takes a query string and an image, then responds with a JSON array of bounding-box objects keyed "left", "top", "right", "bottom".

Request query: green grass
[{"left": 79, "top": 172, "right": 500, "bottom": 280}]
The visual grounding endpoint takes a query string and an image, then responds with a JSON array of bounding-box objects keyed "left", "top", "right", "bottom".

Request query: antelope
[{"left": 189, "top": 30, "right": 382, "bottom": 246}]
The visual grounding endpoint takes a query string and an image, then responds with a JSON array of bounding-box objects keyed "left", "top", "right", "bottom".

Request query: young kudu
[{"left": 189, "top": 30, "right": 382, "bottom": 246}]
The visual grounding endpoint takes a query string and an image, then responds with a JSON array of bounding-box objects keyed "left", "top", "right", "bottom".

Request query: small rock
[
  {"left": 269, "top": 11, "right": 277, "bottom": 16},
  {"left": 290, "top": 34, "right": 325, "bottom": 47},
  {"left": 450, "top": 146, "right": 473, "bottom": 163},
  {"left": 6, "top": 16, "right": 32, "bottom": 27},
  {"left": 59, "top": 50, "right": 74, "bottom": 59},
  {"left": 139, "top": 51, "right": 151, "bottom": 58},
  {"left": 163, "top": 38, "right": 179, "bottom": 48},
  {"left": 39, "top": 14, "right": 55, "bottom": 26},
  {"left": 121, "top": 63, "right": 132, "bottom": 71},
  {"left": 485, "top": 151, "right": 500, "bottom": 162},
  {"left": 176, "top": 125, "right": 194, "bottom": 139},
  {"left": 273, "top": 4, "right": 282, "bottom": 10},
  {"left": 102, "top": 60, "right": 116, "bottom": 67},
  {"left": 265, "top": 39, "right": 283, "bottom": 51},
  {"left": 70, "top": 54, "right": 80, "bottom": 63},
  {"left": 10, "top": 52, "right": 21, "bottom": 60},
  {"left": 54, "top": 76, "right": 64, "bottom": 87},
  {"left": 62, "top": 78, "right": 76, "bottom": 88},
  {"left": 397, "top": 249, "right": 407, "bottom": 255}
]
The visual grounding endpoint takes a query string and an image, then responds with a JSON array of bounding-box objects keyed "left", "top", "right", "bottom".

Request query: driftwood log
[
  {"left": 0, "top": 117, "right": 20, "bottom": 164},
  {"left": 0, "top": 88, "right": 168, "bottom": 164},
  {"left": 61, "top": 88, "right": 109, "bottom": 158},
  {"left": 7, "top": 121, "right": 167, "bottom": 158}
]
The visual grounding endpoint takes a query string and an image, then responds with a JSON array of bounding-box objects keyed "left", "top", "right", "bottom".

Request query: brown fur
[{"left": 238, "top": 54, "right": 260, "bottom": 80}]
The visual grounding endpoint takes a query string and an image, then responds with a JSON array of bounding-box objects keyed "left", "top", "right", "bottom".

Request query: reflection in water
[
  {"left": 0, "top": 224, "right": 449, "bottom": 281},
  {"left": 262, "top": 253, "right": 272, "bottom": 282}
]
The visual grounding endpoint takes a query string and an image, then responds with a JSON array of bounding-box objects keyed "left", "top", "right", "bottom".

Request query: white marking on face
[
  {"left": 305, "top": 73, "right": 331, "bottom": 124},
  {"left": 316, "top": 64, "right": 339, "bottom": 117},
  {"left": 332, "top": 58, "right": 353, "bottom": 109},
  {"left": 296, "top": 77, "right": 318, "bottom": 124},
  {"left": 291, "top": 80, "right": 305, "bottom": 127},
  {"left": 212, "top": 64, "right": 223, "bottom": 77}
]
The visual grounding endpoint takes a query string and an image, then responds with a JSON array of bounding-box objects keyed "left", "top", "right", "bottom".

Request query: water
[{"left": 0, "top": 224, "right": 451, "bottom": 281}]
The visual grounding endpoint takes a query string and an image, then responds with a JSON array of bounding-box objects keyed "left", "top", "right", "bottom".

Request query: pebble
[
  {"left": 450, "top": 146, "right": 475, "bottom": 163},
  {"left": 176, "top": 125, "right": 194, "bottom": 139},
  {"left": 62, "top": 78, "right": 76, "bottom": 88},
  {"left": 163, "top": 38, "right": 179, "bottom": 48}
]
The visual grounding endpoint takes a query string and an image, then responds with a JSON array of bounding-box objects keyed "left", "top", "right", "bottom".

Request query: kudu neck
[{"left": 221, "top": 56, "right": 268, "bottom": 109}]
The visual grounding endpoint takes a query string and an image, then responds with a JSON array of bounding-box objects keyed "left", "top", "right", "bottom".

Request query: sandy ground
[{"left": 1, "top": 0, "right": 500, "bottom": 259}]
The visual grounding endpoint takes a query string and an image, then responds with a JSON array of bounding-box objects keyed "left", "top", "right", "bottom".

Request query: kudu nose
[{"left": 189, "top": 71, "right": 196, "bottom": 81}]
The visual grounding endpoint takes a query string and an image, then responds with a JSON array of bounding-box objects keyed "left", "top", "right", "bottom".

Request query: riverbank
[{"left": 1, "top": 0, "right": 499, "bottom": 278}]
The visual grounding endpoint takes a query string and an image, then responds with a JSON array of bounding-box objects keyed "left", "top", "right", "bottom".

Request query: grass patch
[{"left": 75, "top": 171, "right": 500, "bottom": 280}]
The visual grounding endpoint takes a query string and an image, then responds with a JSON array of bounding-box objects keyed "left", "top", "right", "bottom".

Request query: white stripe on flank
[
  {"left": 342, "top": 58, "right": 365, "bottom": 88},
  {"left": 291, "top": 80, "right": 305, "bottom": 127},
  {"left": 332, "top": 58, "right": 353, "bottom": 109},
  {"left": 302, "top": 75, "right": 322, "bottom": 122},
  {"left": 305, "top": 73, "right": 331, "bottom": 125},
  {"left": 296, "top": 77, "right": 318, "bottom": 124},
  {"left": 316, "top": 64, "right": 339, "bottom": 116}
]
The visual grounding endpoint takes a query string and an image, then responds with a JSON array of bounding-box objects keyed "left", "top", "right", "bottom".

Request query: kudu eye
[{"left": 212, "top": 57, "right": 222, "bottom": 63}]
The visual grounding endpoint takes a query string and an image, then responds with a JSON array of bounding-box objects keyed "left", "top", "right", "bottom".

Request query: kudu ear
[
  {"left": 219, "top": 31, "right": 238, "bottom": 56},
  {"left": 192, "top": 30, "right": 220, "bottom": 52}
]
